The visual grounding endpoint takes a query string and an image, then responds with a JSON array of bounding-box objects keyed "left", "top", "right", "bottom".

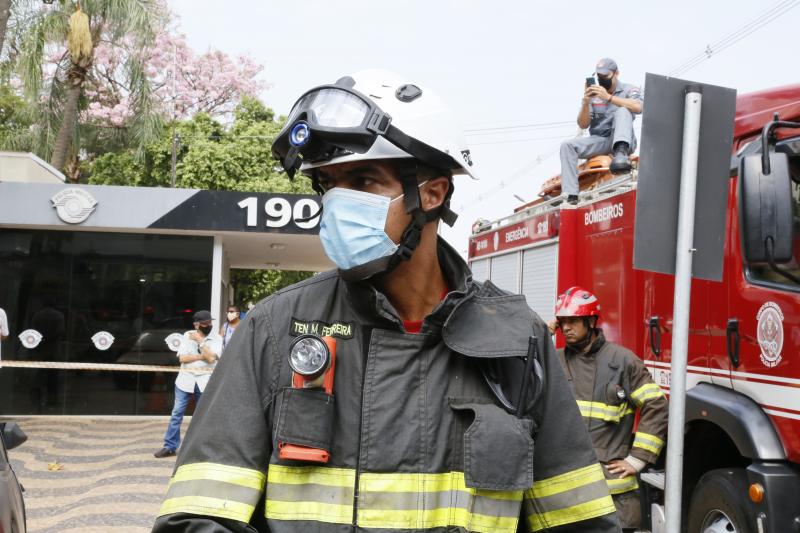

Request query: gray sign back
[{"left": 633, "top": 73, "right": 737, "bottom": 281}]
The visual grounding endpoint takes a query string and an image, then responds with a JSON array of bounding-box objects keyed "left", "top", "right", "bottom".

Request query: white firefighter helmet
[{"left": 296, "top": 69, "right": 476, "bottom": 179}]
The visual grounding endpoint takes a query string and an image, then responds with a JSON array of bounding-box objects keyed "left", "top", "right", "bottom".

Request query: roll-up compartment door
[
  {"left": 469, "top": 258, "right": 489, "bottom": 282},
  {"left": 521, "top": 242, "right": 559, "bottom": 322},
  {"left": 489, "top": 252, "right": 519, "bottom": 293}
]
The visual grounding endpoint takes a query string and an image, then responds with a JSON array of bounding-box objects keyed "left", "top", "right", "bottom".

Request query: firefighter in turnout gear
[
  {"left": 153, "top": 70, "right": 620, "bottom": 533},
  {"left": 553, "top": 287, "right": 668, "bottom": 531}
]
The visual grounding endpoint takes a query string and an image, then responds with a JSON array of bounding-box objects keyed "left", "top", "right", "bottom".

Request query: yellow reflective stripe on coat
[
  {"left": 358, "top": 471, "right": 521, "bottom": 533},
  {"left": 606, "top": 475, "right": 639, "bottom": 495},
  {"left": 265, "top": 465, "right": 355, "bottom": 525},
  {"left": 630, "top": 383, "right": 665, "bottom": 406},
  {"left": 158, "top": 462, "right": 266, "bottom": 522},
  {"left": 633, "top": 431, "right": 665, "bottom": 455},
  {"left": 523, "top": 463, "right": 616, "bottom": 531},
  {"left": 265, "top": 466, "right": 522, "bottom": 532},
  {"left": 576, "top": 400, "right": 634, "bottom": 422}
]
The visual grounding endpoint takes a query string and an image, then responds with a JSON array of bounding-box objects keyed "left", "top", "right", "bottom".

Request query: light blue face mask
[{"left": 319, "top": 183, "right": 427, "bottom": 272}]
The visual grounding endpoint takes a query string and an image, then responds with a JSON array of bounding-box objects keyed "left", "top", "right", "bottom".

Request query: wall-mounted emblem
[
  {"left": 19, "top": 329, "right": 43, "bottom": 349},
  {"left": 91, "top": 331, "right": 115, "bottom": 351},
  {"left": 51, "top": 188, "right": 97, "bottom": 224},
  {"left": 756, "top": 301, "right": 784, "bottom": 368},
  {"left": 493, "top": 231, "right": 499, "bottom": 251},
  {"left": 165, "top": 333, "right": 183, "bottom": 352}
]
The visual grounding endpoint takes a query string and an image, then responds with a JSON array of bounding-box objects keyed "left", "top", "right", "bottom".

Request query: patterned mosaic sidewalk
[{"left": 7, "top": 417, "right": 182, "bottom": 533}]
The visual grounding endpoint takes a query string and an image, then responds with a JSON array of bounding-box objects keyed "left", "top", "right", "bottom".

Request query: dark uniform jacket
[
  {"left": 558, "top": 331, "right": 668, "bottom": 526},
  {"left": 153, "top": 239, "right": 620, "bottom": 533}
]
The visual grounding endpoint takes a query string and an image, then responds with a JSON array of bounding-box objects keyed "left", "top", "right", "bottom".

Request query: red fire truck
[{"left": 467, "top": 85, "right": 800, "bottom": 532}]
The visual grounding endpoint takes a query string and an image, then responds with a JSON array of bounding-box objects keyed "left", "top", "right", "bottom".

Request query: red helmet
[{"left": 554, "top": 286, "right": 601, "bottom": 319}]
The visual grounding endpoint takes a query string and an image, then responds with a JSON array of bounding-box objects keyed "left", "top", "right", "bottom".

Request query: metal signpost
[
  {"left": 633, "top": 74, "right": 736, "bottom": 532},
  {"left": 664, "top": 87, "right": 702, "bottom": 533}
]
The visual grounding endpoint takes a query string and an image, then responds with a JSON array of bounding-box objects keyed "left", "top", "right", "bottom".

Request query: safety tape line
[{"left": 0, "top": 360, "right": 213, "bottom": 373}]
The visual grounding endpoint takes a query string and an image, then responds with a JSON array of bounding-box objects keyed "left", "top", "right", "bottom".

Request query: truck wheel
[{"left": 687, "top": 468, "right": 753, "bottom": 533}]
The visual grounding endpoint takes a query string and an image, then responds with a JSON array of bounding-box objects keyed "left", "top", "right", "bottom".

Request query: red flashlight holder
[{"left": 278, "top": 335, "right": 336, "bottom": 463}]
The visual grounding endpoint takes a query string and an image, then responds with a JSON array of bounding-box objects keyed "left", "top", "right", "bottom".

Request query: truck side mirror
[{"left": 739, "top": 152, "right": 794, "bottom": 263}]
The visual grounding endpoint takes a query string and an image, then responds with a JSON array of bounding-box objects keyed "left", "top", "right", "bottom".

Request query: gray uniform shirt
[{"left": 589, "top": 81, "right": 643, "bottom": 137}]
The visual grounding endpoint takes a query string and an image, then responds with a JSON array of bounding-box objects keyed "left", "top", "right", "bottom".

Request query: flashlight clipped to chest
[{"left": 278, "top": 334, "right": 337, "bottom": 463}]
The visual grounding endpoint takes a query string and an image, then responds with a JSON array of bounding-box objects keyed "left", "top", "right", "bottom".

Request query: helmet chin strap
[{"left": 338, "top": 165, "right": 456, "bottom": 282}]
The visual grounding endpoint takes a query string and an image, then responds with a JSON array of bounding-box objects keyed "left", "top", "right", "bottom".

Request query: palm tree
[{"left": 16, "top": 0, "right": 164, "bottom": 171}]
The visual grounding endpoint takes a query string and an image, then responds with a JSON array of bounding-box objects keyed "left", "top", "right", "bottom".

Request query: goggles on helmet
[{"left": 272, "top": 76, "right": 460, "bottom": 178}]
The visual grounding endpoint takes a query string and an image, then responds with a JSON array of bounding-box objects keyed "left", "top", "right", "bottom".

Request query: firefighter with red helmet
[{"left": 553, "top": 287, "right": 668, "bottom": 531}]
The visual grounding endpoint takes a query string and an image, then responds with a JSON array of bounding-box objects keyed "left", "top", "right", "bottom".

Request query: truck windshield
[{"left": 746, "top": 152, "right": 800, "bottom": 290}]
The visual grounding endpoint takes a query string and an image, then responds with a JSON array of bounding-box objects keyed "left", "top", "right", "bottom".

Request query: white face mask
[{"left": 227, "top": 312, "right": 239, "bottom": 321}]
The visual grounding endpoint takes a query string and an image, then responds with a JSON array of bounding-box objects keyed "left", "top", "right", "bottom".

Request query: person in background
[
  {"left": 220, "top": 304, "right": 240, "bottom": 352},
  {"left": 154, "top": 310, "right": 222, "bottom": 458},
  {"left": 559, "top": 58, "right": 643, "bottom": 204},
  {"left": 553, "top": 287, "right": 668, "bottom": 532},
  {"left": 0, "top": 305, "right": 8, "bottom": 360}
]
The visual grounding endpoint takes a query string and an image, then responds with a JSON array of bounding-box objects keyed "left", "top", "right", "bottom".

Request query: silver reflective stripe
[
  {"left": 166, "top": 479, "right": 262, "bottom": 505},
  {"left": 359, "top": 488, "right": 520, "bottom": 517},
  {"left": 266, "top": 481, "right": 355, "bottom": 505}
]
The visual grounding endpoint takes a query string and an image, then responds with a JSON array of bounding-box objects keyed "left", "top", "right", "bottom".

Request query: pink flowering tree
[
  {"left": 12, "top": 1, "right": 264, "bottom": 175},
  {"left": 82, "top": 30, "right": 264, "bottom": 128}
]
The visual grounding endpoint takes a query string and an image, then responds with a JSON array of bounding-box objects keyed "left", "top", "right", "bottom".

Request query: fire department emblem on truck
[
  {"left": 51, "top": 188, "right": 97, "bottom": 224},
  {"left": 756, "top": 301, "right": 784, "bottom": 368}
]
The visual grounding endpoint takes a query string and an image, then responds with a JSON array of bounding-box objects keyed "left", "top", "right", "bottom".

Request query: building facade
[{"left": 0, "top": 166, "right": 327, "bottom": 415}]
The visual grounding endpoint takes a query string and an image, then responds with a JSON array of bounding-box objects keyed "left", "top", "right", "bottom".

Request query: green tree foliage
[
  {"left": 231, "top": 269, "right": 315, "bottom": 308},
  {"left": 0, "top": 82, "right": 31, "bottom": 147},
  {"left": 88, "top": 96, "right": 316, "bottom": 299},
  {"left": 88, "top": 97, "right": 311, "bottom": 194}
]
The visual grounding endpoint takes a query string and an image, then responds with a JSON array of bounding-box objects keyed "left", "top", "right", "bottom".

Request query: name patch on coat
[{"left": 290, "top": 317, "right": 354, "bottom": 339}]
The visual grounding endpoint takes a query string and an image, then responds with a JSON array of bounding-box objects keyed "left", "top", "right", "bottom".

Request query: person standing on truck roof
[
  {"left": 152, "top": 70, "right": 621, "bottom": 532},
  {"left": 559, "top": 58, "right": 643, "bottom": 205},
  {"left": 552, "top": 286, "right": 668, "bottom": 532}
]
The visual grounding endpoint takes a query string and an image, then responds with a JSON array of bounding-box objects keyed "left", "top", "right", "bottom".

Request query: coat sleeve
[
  {"left": 627, "top": 354, "right": 668, "bottom": 464},
  {"left": 520, "top": 320, "right": 621, "bottom": 533},
  {"left": 152, "top": 306, "right": 277, "bottom": 533}
]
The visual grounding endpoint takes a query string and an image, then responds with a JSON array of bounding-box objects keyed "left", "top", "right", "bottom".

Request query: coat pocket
[
  {"left": 449, "top": 399, "right": 534, "bottom": 491},
  {"left": 274, "top": 387, "right": 335, "bottom": 452}
]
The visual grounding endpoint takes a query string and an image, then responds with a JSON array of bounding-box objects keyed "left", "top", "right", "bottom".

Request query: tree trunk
[
  {"left": 50, "top": 72, "right": 84, "bottom": 171},
  {"left": 0, "top": 0, "right": 11, "bottom": 57}
]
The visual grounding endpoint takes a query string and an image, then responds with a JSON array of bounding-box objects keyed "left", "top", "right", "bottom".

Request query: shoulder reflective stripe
[
  {"left": 523, "top": 464, "right": 615, "bottom": 531},
  {"left": 267, "top": 464, "right": 355, "bottom": 487},
  {"left": 633, "top": 431, "right": 665, "bottom": 455},
  {"left": 358, "top": 471, "right": 521, "bottom": 532},
  {"left": 606, "top": 476, "right": 639, "bottom": 495},
  {"left": 630, "top": 383, "right": 665, "bottom": 406},
  {"left": 576, "top": 400, "right": 634, "bottom": 422},
  {"left": 526, "top": 496, "right": 616, "bottom": 532},
  {"left": 265, "top": 466, "right": 354, "bottom": 525},
  {"left": 158, "top": 462, "right": 266, "bottom": 521},
  {"left": 159, "top": 495, "right": 256, "bottom": 522},
  {"left": 169, "top": 462, "right": 266, "bottom": 490}
]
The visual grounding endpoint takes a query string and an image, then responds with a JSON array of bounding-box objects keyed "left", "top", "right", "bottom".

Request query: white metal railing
[{"left": 471, "top": 170, "right": 638, "bottom": 237}]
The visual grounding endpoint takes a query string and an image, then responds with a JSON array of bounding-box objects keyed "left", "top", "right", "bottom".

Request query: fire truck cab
[{"left": 467, "top": 85, "right": 800, "bottom": 532}]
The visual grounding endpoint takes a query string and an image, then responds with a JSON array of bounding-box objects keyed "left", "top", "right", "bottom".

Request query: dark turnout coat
[
  {"left": 153, "top": 239, "right": 620, "bottom": 533},
  {"left": 559, "top": 331, "right": 668, "bottom": 528}
]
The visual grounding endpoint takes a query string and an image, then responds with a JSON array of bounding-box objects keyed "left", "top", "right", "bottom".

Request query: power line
[
  {"left": 456, "top": 145, "right": 562, "bottom": 212},
  {"left": 468, "top": 134, "right": 573, "bottom": 147},
  {"left": 668, "top": 0, "right": 800, "bottom": 77},
  {"left": 464, "top": 120, "right": 574, "bottom": 135}
]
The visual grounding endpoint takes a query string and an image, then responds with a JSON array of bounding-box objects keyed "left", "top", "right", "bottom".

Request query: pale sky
[{"left": 168, "top": 0, "right": 800, "bottom": 256}]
